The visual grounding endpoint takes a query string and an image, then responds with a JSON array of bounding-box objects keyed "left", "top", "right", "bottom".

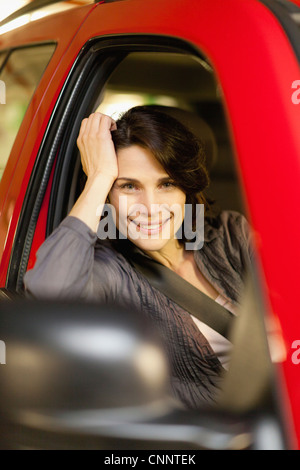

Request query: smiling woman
[
  {"left": 109, "top": 146, "right": 187, "bottom": 252},
  {"left": 24, "top": 106, "right": 253, "bottom": 409},
  {"left": 107, "top": 107, "right": 209, "bottom": 260},
  {"left": 109, "top": 106, "right": 209, "bottom": 250}
]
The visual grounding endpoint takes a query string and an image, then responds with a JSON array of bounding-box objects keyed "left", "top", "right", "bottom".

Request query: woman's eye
[
  {"left": 161, "top": 181, "right": 175, "bottom": 189},
  {"left": 120, "top": 183, "right": 138, "bottom": 191}
]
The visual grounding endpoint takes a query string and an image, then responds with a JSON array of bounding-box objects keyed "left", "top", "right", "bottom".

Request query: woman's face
[{"left": 109, "top": 145, "right": 186, "bottom": 254}]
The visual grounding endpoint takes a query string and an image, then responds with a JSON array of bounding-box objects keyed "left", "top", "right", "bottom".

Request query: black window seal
[{"left": 6, "top": 34, "right": 204, "bottom": 293}]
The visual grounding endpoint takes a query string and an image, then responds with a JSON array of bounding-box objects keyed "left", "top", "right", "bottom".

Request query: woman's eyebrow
[
  {"left": 158, "top": 176, "right": 173, "bottom": 182},
  {"left": 116, "top": 176, "right": 172, "bottom": 183},
  {"left": 115, "top": 177, "right": 140, "bottom": 183}
]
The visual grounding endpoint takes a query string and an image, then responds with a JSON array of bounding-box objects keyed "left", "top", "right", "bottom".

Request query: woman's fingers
[
  {"left": 79, "top": 112, "right": 117, "bottom": 138},
  {"left": 77, "top": 113, "right": 112, "bottom": 146},
  {"left": 77, "top": 112, "right": 119, "bottom": 180},
  {"left": 78, "top": 117, "right": 88, "bottom": 137},
  {"left": 110, "top": 118, "right": 117, "bottom": 131},
  {"left": 89, "top": 112, "right": 101, "bottom": 134},
  {"left": 97, "top": 113, "right": 116, "bottom": 136}
]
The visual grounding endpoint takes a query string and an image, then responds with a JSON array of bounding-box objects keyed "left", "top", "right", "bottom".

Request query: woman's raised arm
[
  {"left": 24, "top": 113, "right": 119, "bottom": 298},
  {"left": 70, "top": 112, "right": 118, "bottom": 233}
]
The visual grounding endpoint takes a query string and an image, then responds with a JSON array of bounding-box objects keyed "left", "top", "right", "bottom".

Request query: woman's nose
[
  {"left": 128, "top": 190, "right": 160, "bottom": 220},
  {"left": 139, "top": 190, "right": 161, "bottom": 216}
]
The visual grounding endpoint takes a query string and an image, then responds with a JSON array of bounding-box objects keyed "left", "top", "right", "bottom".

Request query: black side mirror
[{"left": 0, "top": 299, "right": 279, "bottom": 450}]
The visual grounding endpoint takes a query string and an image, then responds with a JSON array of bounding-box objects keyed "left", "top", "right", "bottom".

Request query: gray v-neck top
[{"left": 24, "top": 210, "right": 253, "bottom": 409}]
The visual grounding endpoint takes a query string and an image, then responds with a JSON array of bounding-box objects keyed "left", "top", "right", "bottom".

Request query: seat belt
[{"left": 127, "top": 251, "right": 235, "bottom": 340}]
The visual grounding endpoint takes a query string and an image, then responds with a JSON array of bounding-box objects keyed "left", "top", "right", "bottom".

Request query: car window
[{"left": 0, "top": 44, "right": 55, "bottom": 180}]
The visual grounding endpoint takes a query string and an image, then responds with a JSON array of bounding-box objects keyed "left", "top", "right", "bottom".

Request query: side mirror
[{"left": 0, "top": 299, "right": 282, "bottom": 450}]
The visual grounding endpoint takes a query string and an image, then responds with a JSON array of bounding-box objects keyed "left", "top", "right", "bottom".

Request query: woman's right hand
[
  {"left": 70, "top": 113, "right": 118, "bottom": 231},
  {"left": 77, "top": 112, "right": 118, "bottom": 182}
]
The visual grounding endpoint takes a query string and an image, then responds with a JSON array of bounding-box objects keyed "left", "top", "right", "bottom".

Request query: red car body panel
[{"left": 0, "top": 0, "right": 300, "bottom": 448}]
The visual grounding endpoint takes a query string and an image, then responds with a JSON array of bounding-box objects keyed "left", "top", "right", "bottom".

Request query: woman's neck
[{"left": 144, "top": 242, "right": 191, "bottom": 272}]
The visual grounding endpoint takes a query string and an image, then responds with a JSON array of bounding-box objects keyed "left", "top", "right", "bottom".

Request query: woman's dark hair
[{"left": 111, "top": 105, "right": 211, "bottom": 239}]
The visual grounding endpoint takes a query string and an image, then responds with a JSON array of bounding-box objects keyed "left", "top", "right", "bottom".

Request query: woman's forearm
[{"left": 69, "top": 172, "right": 115, "bottom": 233}]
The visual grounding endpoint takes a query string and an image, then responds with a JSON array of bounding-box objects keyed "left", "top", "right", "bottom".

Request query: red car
[{"left": 1, "top": 0, "right": 300, "bottom": 450}]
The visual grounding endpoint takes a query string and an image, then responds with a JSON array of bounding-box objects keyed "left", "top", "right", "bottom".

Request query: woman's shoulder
[
  {"left": 203, "top": 209, "right": 254, "bottom": 266},
  {"left": 93, "top": 238, "right": 143, "bottom": 305},
  {"left": 204, "top": 209, "right": 251, "bottom": 243},
  {"left": 94, "top": 237, "right": 135, "bottom": 275}
]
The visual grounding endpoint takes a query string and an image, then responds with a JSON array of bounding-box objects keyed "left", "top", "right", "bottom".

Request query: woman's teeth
[
  {"left": 129, "top": 217, "right": 171, "bottom": 234},
  {"left": 139, "top": 223, "right": 161, "bottom": 229}
]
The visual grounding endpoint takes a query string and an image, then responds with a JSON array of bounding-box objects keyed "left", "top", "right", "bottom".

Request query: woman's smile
[{"left": 128, "top": 215, "right": 172, "bottom": 236}]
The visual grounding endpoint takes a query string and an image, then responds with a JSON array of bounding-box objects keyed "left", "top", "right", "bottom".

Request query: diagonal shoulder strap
[{"left": 128, "top": 251, "right": 235, "bottom": 340}]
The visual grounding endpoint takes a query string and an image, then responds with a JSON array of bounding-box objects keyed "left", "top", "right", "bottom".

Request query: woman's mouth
[{"left": 129, "top": 217, "right": 171, "bottom": 235}]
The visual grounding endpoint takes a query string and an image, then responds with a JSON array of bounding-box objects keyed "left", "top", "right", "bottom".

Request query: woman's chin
[{"left": 129, "top": 237, "right": 172, "bottom": 253}]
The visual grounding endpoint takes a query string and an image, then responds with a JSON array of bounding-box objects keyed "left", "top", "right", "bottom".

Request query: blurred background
[{"left": 0, "top": 0, "right": 94, "bottom": 25}]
